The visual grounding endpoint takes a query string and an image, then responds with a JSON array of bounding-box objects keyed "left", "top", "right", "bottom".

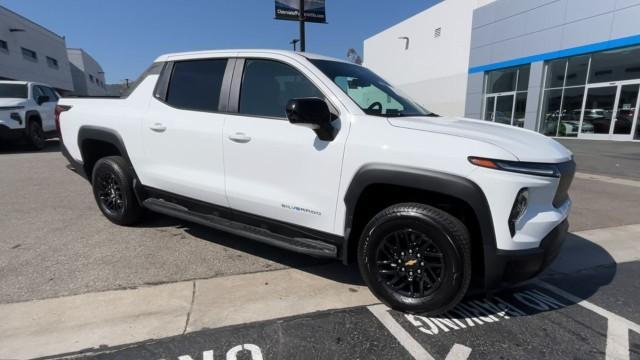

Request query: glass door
[
  {"left": 579, "top": 81, "right": 640, "bottom": 140},
  {"left": 483, "top": 93, "right": 515, "bottom": 125}
]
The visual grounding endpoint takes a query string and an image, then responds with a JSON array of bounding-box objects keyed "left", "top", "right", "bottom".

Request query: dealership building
[
  {"left": 365, "top": 0, "right": 640, "bottom": 141},
  {"left": 0, "top": 5, "right": 107, "bottom": 96}
]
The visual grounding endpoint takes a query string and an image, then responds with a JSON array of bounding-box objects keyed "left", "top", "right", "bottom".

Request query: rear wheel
[
  {"left": 91, "top": 156, "right": 143, "bottom": 226},
  {"left": 27, "top": 121, "right": 45, "bottom": 150},
  {"left": 358, "top": 203, "right": 471, "bottom": 314}
]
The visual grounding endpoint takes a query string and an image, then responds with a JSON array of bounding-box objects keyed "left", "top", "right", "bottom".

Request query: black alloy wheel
[
  {"left": 358, "top": 203, "right": 472, "bottom": 315},
  {"left": 375, "top": 229, "right": 445, "bottom": 298},
  {"left": 91, "top": 156, "right": 144, "bottom": 226},
  {"left": 96, "top": 172, "right": 124, "bottom": 216}
]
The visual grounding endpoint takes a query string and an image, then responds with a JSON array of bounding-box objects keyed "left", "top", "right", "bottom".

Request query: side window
[
  {"left": 43, "top": 87, "right": 59, "bottom": 101},
  {"left": 32, "top": 86, "right": 45, "bottom": 101},
  {"left": 166, "top": 58, "right": 228, "bottom": 112},
  {"left": 239, "top": 59, "right": 323, "bottom": 118}
]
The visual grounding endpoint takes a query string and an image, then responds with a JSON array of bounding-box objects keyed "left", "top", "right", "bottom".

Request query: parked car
[
  {"left": 57, "top": 50, "right": 575, "bottom": 314},
  {"left": 0, "top": 81, "right": 61, "bottom": 149}
]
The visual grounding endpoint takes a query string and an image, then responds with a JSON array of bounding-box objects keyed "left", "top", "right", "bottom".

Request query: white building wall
[
  {"left": 363, "top": 0, "right": 495, "bottom": 117},
  {"left": 0, "top": 6, "right": 74, "bottom": 92}
]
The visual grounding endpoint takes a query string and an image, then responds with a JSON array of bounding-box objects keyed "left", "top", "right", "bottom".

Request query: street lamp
[{"left": 290, "top": 39, "right": 300, "bottom": 51}]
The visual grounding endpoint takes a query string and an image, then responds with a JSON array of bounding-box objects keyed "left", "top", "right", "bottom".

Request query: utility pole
[{"left": 299, "top": 0, "right": 306, "bottom": 52}]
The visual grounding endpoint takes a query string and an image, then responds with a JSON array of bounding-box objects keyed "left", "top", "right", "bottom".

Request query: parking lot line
[
  {"left": 575, "top": 172, "right": 640, "bottom": 188},
  {"left": 537, "top": 281, "right": 640, "bottom": 360},
  {"left": 368, "top": 304, "right": 436, "bottom": 360}
]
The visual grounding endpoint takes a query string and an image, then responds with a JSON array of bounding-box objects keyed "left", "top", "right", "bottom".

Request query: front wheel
[
  {"left": 27, "top": 121, "right": 45, "bottom": 150},
  {"left": 91, "top": 156, "right": 143, "bottom": 226},
  {"left": 358, "top": 203, "right": 472, "bottom": 314}
]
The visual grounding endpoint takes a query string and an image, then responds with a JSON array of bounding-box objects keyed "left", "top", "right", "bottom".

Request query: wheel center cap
[{"left": 405, "top": 259, "right": 418, "bottom": 267}]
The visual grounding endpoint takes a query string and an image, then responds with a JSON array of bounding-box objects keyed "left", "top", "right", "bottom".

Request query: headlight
[
  {"left": 508, "top": 188, "right": 528, "bottom": 236},
  {"left": 468, "top": 157, "right": 561, "bottom": 178}
]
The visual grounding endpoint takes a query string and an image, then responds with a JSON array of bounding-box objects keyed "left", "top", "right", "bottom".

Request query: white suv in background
[{"left": 0, "top": 81, "right": 60, "bottom": 149}]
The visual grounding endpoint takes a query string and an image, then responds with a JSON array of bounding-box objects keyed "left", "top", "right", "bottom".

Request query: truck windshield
[
  {"left": 309, "top": 59, "right": 436, "bottom": 117},
  {"left": 0, "top": 84, "right": 28, "bottom": 99}
]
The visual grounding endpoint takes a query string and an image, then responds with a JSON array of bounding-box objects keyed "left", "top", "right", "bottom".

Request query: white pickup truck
[
  {"left": 0, "top": 81, "right": 60, "bottom": 149},
  {"left": 58, "top": 50, "right": 575, "bottom": 314}
]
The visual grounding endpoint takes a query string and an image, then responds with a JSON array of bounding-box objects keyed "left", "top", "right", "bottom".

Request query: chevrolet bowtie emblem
[{"left": 405, "top": 259, "right": 418, "bottom": 266}]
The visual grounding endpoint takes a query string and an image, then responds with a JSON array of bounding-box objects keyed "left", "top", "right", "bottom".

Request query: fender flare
[
  {"left": 76, "top": 126, "right": 139, "bottom": 183},
  {"left": 342, "top": 164, "right": 498, "bottom": 287},
  {"left": 24, "top": 110, "right": 42, "bottom": 130}
]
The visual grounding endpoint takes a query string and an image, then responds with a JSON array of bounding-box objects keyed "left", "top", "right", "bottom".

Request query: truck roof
[
  {"left": 0, "top": 80, "right": 50, "bottom": 87},
  {"left": 153, "top": 49, "right": 350, "bottom": 64}
]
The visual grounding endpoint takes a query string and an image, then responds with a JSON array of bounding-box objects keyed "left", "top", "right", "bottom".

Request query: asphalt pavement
[{"left": 1, "top": 139, "right": 640, "bottom": 360}]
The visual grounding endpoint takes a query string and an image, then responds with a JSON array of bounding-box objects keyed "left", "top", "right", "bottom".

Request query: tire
[
  {"left": 27, "top": 121, "right": 45, "bottom": 150},
  {"left": 358, "top": 203, "right": 472, "bottom": 315},
  {"left": 91, "top": 156, "right": 143, "bottom": 226}
]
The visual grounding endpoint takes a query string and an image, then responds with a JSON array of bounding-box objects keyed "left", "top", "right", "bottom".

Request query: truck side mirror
[{"left": 286, "top": 97, "right": 336, "bottom": 141}]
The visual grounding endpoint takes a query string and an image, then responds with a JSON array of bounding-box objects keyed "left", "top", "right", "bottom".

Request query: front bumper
[
  {"left": 486, "top": 219, "right": 568, "bottom": 289},
  {"left": 0, "top": 124, "right": 25, "bottom": 141}
]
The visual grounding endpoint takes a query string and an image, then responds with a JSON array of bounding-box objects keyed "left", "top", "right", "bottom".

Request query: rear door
[
  {"left": 138, "top": 57, "right": 233, "bottom": 207},
  {"left": 222, "top": 57, "right": 347, "bottom": 234}
]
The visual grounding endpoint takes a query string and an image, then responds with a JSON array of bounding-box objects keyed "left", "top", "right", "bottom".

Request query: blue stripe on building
[{"left": 469, "top": 34, "right": 640, "bottom": 74}]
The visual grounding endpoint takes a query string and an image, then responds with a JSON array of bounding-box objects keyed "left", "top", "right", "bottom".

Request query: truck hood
[
  {"left": 388, "top": 116, "right": 572, "bottom": 163},
  {"left": 0, "top": 99, "right": 27, "bottom": 108}
]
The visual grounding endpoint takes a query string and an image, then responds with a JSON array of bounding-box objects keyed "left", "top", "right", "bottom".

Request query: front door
[
  {"left": 579, "top": 81, "right": 640, "bottom": 140},
  {"left": 483, "top": 93, "right": 515, "bottom": 125},
  {"left": 223, "top": 58, "right": 346, "bottom": 234}
]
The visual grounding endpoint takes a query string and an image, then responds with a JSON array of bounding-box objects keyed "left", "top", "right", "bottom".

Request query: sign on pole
[{"left": 275, "top": 0, "right": 326, "bottom": 23}]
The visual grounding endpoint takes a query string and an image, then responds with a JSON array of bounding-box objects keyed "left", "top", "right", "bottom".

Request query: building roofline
[{"left": 0, "top": 5, "right": 65, "bottom": 40}]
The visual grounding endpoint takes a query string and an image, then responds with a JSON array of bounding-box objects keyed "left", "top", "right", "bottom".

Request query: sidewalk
[{"left": 1, "top": 224, "right": 639, "bottom": 359}]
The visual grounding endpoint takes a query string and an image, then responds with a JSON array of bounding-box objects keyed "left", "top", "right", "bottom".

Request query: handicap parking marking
[{"left": 370, "top": 281, "right": 640, "bottom": 360}]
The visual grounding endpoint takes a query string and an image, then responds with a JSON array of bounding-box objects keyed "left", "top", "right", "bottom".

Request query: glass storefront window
[
  {"left": 539, "top": 89, "right": 563, "bottom": 136},
  {"left": 514, "top": 93, "right": 527, "bottom": 128},
  {"left": 483, "top": 64, "right": 530, "bottom": 127},
  {"left": 486, "top": 68, "right": 517, "bottom": 94},
  {"left": 558, "top": 87, "right": 585, "bottom": 137},
  {"left": 545, "top": 59, "right": 567, "bottom": 89},
  {"left": 565, "top": 55, "right": 590, "bottom": 87},
  {"left": 589, "top": 45, "right": 640, "bottom": 84}
]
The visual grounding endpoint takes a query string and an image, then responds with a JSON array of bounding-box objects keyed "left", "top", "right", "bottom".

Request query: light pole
[
  {"left": 290, "top": 39, "right": 300, "bottom": 51},
  {"left": 298, "top": 0, "right": 306, "bottom": 52}
]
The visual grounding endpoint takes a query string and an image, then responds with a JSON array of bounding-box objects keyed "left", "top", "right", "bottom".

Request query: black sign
[{"left": 275, "top": 0, "right": 326, "bottom": 23}]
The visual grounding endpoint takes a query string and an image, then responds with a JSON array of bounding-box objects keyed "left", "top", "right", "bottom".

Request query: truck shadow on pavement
[
  {"left": 135, "top": 215, "right": 617, "bottom": 298},
  {"left": 138, "top": 213, "right": 365, "bottom": 286}
]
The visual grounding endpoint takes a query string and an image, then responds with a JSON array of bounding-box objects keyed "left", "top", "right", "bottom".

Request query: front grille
[{"left": 552, "top": 159, "right": 576, "bottom": 208}]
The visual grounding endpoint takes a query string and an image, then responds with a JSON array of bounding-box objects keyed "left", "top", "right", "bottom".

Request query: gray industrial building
[{"left": 0, "top": 5, "right": 107, "bottom": 96}]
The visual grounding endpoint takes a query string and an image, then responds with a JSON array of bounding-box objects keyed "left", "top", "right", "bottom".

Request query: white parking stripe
[
  {"left": 444, "top": 344, "right": 472, "bottom": 360},
  {"left": 606, "top": 319, "right": 630, "bottom": 360},
  {"left": 575, "top": 172, "right": 640, "bottom": 188},
  {"left": 537, "top": 281, "right": 640, "bottom": 360},
  {"left": 368, "top": 304, "right": 436, "bottom": 360}
]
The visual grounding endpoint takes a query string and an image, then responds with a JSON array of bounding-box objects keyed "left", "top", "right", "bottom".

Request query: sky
[{"left": 1, "top": 0, "right": 440, "bottom": 84}]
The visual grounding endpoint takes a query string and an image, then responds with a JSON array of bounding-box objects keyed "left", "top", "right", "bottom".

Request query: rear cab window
[
  {"left": 165, "top": 59, "right": 228, "bottom": 112},
  {"left": 0, "top": 83, "right": 28, "bottom": 98}
]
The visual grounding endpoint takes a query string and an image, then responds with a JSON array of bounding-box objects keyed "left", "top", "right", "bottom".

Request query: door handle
[
  {"left": 228, "top": 133, "right": 252, "bottom": 143},
  {"left": 149, "top": 123, "right": 167, "bottom": 132}
]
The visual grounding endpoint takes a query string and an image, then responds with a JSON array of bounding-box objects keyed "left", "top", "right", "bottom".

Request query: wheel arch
[
  {"left": 25, "top": 110, "right": 42, "bottom": 128},
  {"left": 342, "top": 164, "right": 498, "bottom": 289},
  {"left": 77, "top": 126, "right": 136, "bottom": 183}
]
